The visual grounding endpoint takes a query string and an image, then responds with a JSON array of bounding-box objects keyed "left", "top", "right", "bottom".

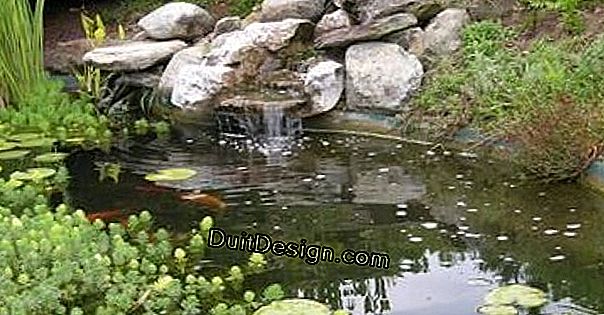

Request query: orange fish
[
  {"left": 180, "top": 193, "right": 228, "bottom": 210},
  {"left": 86, "top": 209, "right": 128, "bottom": 223}
]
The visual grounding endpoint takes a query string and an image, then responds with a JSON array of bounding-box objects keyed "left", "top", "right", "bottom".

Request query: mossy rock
[{"left": 253, "top": 299, "right": 331, "bottom": 315}]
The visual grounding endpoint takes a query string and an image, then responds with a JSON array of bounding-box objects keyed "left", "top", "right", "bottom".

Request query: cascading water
[{"left": 215, "top": 103, "right": 303, "bottom": 159}]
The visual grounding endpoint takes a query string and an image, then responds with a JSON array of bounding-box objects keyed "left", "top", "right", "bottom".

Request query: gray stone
[
  {"left": 214, "top": 16, "right": 242, "bottom": 36},
  {"left": 383, "top": 27, "right": 425, "bottom": 56},
  {"left": 345, "top": 42, "right": 423, "bottom": 112},
  {"left": 83, "top": 40, "right": 187, "bottom": 71},
  {"left": 303, "top": 60, "right": 344, "bottom": 117},
  {"left": 172, "top": 64, "right": 236, "bottom": 109},
  {"left": 137, "top": 2, "right": 215, "bottom": 40},
  {"left": 170, "top": 19, "right": 313, "bottom": 110},
  {"left": 315, "top": 13, "right": 417, "bottom": 49},
  {"left": 259, "top": 0, "right": 326, "bottom": 22},
  {"left": 423, "top": 8, "right": 469, "bottom": 56},
  {"left": 115, "top": 72, "right": 162, "bottom": 88},
  {"left": 357, "top": 0, "right": 443, "bottom": 23},
  {"left": 314, "top": 9, "right": 351, "bottom": 37},
  {"left": 159, "top": 40, "right": 212, "bottom": 94}
]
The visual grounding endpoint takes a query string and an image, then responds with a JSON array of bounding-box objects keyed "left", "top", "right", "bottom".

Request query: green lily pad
[
  {"left": 145, "top": 168, "right": 197, "bottom": 182},
  {"left": 18, "top": 137, "right": 56, "bottom": 148},
  {"left": 33, "top": 152, "right": 68, "bottom": 163},
  {"left": 484, "top": 285, "right": 547, "bottom": 309},
  {"left": 10, "top": 133, "right": 43, "bottom": 141},
  {"left": 478, "top": 305, "right": 518, "bottom": 315},
  {"left": 0, "top": 141, "right": 18, "bottom": 151},
  {"left": 10, "top": 168, "right": 56, "bottom": 181},
  {"left": 253, "top": 299, "right": 331, "bottom": 315},
  {"left": 64, "top": 137, "right": 86, "bottom": 144},
  {"left": 0, "top": 150, "right": 31, "bottom": 160},
  {"left": 3, "top": 179, "right": 24, "bottom": 189}
]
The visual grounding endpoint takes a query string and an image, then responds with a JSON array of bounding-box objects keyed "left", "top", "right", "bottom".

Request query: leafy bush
[
  {"left": 0, "top": 0, "right": 46, "bottom": 106},
  {"left": 411, "top": 21, "right": 604, "bottom": 180},
  {"left": 520, "top": 0, "right": 592, "bottom": 33}
]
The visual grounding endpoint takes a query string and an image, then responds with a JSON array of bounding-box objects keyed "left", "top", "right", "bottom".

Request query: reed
[{"left": 0, "top": 0, "right": 47, "bottom": 107}]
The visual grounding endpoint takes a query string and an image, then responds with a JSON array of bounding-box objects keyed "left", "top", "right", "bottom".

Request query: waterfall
[{"left": 215, "top": 103, "right": 302, "bottom": 157}]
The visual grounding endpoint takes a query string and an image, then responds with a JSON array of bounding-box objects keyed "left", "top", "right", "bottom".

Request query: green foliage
[
  {"left": 229, "top": 0, "right": 263, "bottom": 17},
  {"left": 411, "top": 21, "right": 604, "bottom": 180},
  {"left": 0, "top": 80, "right": 112, "bottom": 146},
  {"left": 0, "top": 0, "right": 46, "bottom": 106},
  {"left": 76, "top": 13, "right": 110, "bottom": 102},
  {"left": 520, "top": 0, "right": 585, "bottom": 33},
  {"left": 0, "top": 171, "right": 280, "bottom": 314}
]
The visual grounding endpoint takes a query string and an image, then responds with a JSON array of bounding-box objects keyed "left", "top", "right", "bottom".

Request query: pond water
[{"left": 65, "top": 130, "right": 604, "bottom": 315}]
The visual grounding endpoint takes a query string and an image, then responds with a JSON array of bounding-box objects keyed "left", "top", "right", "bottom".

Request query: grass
[
  {"left": 410, "top": 20, "right": 604, "bottom": 180},
  {"left": 0, "top": 0, "right": 46, "bottom": 107}
]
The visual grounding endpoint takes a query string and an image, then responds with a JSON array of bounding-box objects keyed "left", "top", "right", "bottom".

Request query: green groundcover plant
[
  {"left": 411, "top": 20, "right": 604, "bottom": 180},
  {"left": 0, "top": 168, "right": 286, "bottom": 315}
]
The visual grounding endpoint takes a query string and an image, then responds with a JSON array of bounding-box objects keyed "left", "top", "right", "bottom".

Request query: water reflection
[{"left": 66, "top": 133, "right": 604, "bottom": 315}]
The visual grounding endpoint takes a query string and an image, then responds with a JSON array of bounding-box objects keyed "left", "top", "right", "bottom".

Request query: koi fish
[
  {"left": 86, "top": 209, "right": 127, "bottom": 223},
  {"left": 180, "top": 193, "right": 228, "bottom": 210}
]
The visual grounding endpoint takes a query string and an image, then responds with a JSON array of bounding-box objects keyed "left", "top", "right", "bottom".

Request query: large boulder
[
  {"left": 423, "top": 8, "right": 469, "bottom": 56},
  {"left": 159, "top": 40, "right": 212, "bottom": 94},
  {"left": 315, "top": 13, "right": 417, "bottom": 49},
  {"left": 303, "top": 60, "right": 344, "bottom": 117},
  {"left": 172, "top": 65, "right": 236, "bottom": 109},
  {"left": 170, "top": 19, "right": 314, "bottom": 109},
  {"left": 345, "top": 42, "right": 423, "bottom": 112},
  {"left": 137, "top": 2, "right": 216, "bottom": 40},
  {"left": 314, "top": 9, "right": 352, "bottom": 37},
  {"left": 83, "top": 40, "right": 187, "bottom": 71},
  {"left": 259, "top": 0, "right": 326, "bottom": 22}
]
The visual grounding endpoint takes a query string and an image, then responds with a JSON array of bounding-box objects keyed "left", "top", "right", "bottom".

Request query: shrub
[{"left": 0, "top": 0, "right": 46, "bottom": 106}]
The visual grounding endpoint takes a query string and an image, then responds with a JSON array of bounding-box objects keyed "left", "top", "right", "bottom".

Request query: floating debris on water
[
  {"left": 315, "top": 174, "right": 326, "bottom": 180},
  {"left": 563, "top": 231, "right": 577, "bottom": 237},
  {"left": 457, "top": 201, "right": 467, "bottom": 207},
  {"left": 549, "top": 255, "right": 566, "bottom": 262},
  {"left": 497, "top": 235, "right": 509, "bottom": 241},
  {"left": 397, "top": 204, "right": 408, "bottom": 209},
  {"left": 566, "top": 223, "right": 581, "bottom": 230},
  {"left": 409, "top": 236, "right": 423, "bottom": 243},
  {"left": 379, "top": 167, "right": 390, "bottom": 173},
  {"left": 467, "top": 208, "right": 479, "bottom": 213},
  {"left": 396, "top": 211, "right": 408, "bottom": 217},
  {"left": 421, "top": 222, "right": 438, "bottom": 230},
  {"left": 532, "top": 217, "right": 542, "bottom": 222},
  {"left": 544, "top": 229, "right": 559, "bottom": 236}
]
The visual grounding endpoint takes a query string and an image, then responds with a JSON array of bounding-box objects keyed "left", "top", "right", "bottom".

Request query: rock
[
  {"left": 345, "top": 42, "right": 423, "bottom": 112},
  {"left": 315, "top": 13, "right": 417, "bottom": 49},
  {"left": 214, "top": 16, "right": 242, "bottom": 35},
  {"left": 357, "top": 0, "right": 443, "bottom": 23},
  {"left": 115, "top": 72, "right": 162, "bottom": 88},
  {"left": 159, "top": 40, "right": 212, "bottom": 94},
  {"left": 314, "top": 9, "right": 351, "bottom": 37},
  {"left": 423, "top": 8, "right": 469, "bottom": 56},
  {"left": 259, "top": 0, "right": 326, "bottom": 22},
  {"left": 383, "top": 27, "right": 425, "bottom": 56},
  {"left": 303, "top": 60, "right": 344, "bottom": 117},
  {"left": 170, "top": 19, "right": 313, "bottom": 110},
  {"left": 83, "top": 40, "right": 187, "bottom": 71},
  {"left": 172, "top": 64, "right": 236, "bottom": 109},
  {"left": 137, "top": 2, "right": 215, "bottom": 40},
  {"left": 45, "top": 39, "right": 93, "bottom": 73},
  {"left": 208, "top": 19, "right": 313, "bottom": 65}
]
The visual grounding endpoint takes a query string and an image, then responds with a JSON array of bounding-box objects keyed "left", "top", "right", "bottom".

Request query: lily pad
[
  {"left": 145, "top": 168, "right": 197, "bottom": 182},
  {"left": 484, "top": 285, "right": 547, "bottom": 309},
  {"left": 0, "top": 141, "right": 18, "bottom": 151},
  {"left": 478, "top": 305, "right": 518, "bottom": 315},
  {"left": 64, "top": 137, "right": 86, "bottom": 144},
  {"left": 34, "top": 152, "right": 68, "bottom": 163},
  {"left": 253, "top": 299, "right": 331, "bottom": 315},
  {"left": 18, "top": 137, "right": 56, "bottom": 148},
  {"left": 10, "top": 168, "right": 56, "bottom": 181},
  {"left": 0, "top": 150, "right": 31, "bottom": 160},
  {"left": 10, "top": 133, "right": 43, "bottom": 141}
]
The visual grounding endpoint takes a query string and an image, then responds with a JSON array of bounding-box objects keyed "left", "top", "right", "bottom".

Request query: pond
[{"left": 64, "top": 130, "right": 604, "bottom": 315}]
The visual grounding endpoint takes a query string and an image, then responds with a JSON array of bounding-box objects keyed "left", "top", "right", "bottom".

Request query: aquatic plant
[
  {"left": 0, "top": 0, "right": 46, "bottom": 106},
  {"left": 145, "top": 168, "right": 198, "bottom": 182},
  {"left": 477, "top": 284, "right": 547, "bottom": 315}
]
